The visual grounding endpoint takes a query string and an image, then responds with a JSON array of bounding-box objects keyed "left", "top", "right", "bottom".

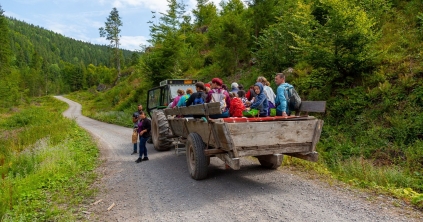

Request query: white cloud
[
  {"left": 109, "top": 0, "right": 223, "bottom": 13},
  {"left": 4, "top": 11, "right": 25, "bottom": 20},
  {"left": 110, "top": 0, "right": 169, "bottom": 13},
  {"left": 120, "top": 35, "right": 149, "bottom": 51},
  {"left": 91, "top": 36, "right": 148, "bottom": 51}
]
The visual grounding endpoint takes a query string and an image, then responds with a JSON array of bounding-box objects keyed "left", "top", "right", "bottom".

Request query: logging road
[{"left": 55, "top": 96, "right": 422, "bottom": 222}]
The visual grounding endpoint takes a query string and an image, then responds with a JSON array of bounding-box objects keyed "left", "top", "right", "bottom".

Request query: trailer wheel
[
  {"left": 186, "top": 133, "right": 208, "bottom": 180},
  {"left": 257, "top": 154, "right": 283, "bottom": 169},
  {"left": 151, "top": 110, "right": 173, "bottom": 151}
]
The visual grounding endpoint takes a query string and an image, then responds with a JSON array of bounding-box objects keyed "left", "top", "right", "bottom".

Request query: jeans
[
  {"left": 133, "top": 143, "right": 137, "bottom": 153},
  {"left": 209, "top": 110, "right": 229, "bottom": 119},
  {"left": 139, "top": 136, "right": 149, "bottom": 158},
  {"left": 276, "top": 109, "right": 282, "bottom": 116}
]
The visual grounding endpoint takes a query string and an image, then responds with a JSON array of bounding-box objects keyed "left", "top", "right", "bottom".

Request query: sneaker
[
  {"left": 201, "top": 117, "right": 208, "bottom": 123},
  {"left": 135, "top": 158, "right": 142, "bottom": 163},
  {"left": 131, "top": 152, "right": 137, "bottom": 155},
  {"left": 143, "top": 157, "right": 149, "bottom": 161}
]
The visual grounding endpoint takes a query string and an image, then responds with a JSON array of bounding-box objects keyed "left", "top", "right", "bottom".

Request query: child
[
  {"left": 176, "top": 88, "right": 193, "bottom": 107},
  {"left": 249, "top": 82, "right": 269, "bottom": 117},
  {"left": 229, "top": 92, "right": 245, "bottom": 117},
  {"left": 237, "top": 90, "right": 249, "bottom": 108}
]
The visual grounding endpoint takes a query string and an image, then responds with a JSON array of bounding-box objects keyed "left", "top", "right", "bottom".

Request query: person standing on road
[
  {"left": 131, "top": 104, "right": 143, "bottom": 155},
  {"left": 136, "top": 111, "right": 151, "bottom": 163}
]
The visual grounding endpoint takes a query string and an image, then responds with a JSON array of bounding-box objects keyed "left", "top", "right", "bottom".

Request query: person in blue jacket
[
  {"left": 249, "top": 82, "right": 269, "bottom": 117},
  {"left": 274, "top": 72, "right": 293, "bottom": 116}
]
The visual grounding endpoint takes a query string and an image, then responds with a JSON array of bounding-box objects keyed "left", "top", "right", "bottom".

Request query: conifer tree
[
  {"left": 99, "top": 7, "right": 123, "bottom": 86},
  {"left": 0, "top": 5, "right": 11, "bottom": 71}
]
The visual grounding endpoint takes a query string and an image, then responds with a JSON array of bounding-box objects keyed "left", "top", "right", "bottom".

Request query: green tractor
[{"left": 146, "top": 79, "right": 198, "bottom": 151}]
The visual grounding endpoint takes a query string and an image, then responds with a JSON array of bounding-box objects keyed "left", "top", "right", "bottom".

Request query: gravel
[{"left": 55, "top": 96, "right": 423, "bottom": 222}]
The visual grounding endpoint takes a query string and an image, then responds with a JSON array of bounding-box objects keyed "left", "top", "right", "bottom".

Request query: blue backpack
[
  {"left": 177, "top": 95, "right": 190, "bottom": 107},
  {"left": 193, "top": 92, "right": 205, "bottom": 105}
]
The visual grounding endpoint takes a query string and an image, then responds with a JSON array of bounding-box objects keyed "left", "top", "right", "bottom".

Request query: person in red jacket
[{"left": 229, "top": 92, "right": 245, "bottom": 117}]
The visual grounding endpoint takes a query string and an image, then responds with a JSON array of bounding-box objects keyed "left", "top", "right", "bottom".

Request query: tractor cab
[{"left": 146, "top": 79, "right": 198, "bottom": 118}]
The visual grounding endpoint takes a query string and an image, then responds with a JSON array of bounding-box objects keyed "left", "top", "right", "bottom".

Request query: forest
[
  {"left": 0, "top": 10, "right": 138, "bottom": 106},
  {"left": 1, "top": 0, "right": 423, "bottom": 216}
]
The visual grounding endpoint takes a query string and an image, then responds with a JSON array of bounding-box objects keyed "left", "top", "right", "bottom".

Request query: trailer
[{"left": 160, "top": 101, "right": 326, "bottom": 180}]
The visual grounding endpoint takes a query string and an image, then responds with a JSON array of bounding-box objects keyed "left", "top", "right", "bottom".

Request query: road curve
[{"left": 55, "top": 96, "right": 422, "bottom": 222}]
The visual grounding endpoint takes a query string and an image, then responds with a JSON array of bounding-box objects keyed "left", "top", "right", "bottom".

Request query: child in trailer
[
  {"left": 247, "top": 82, "right": 269, "bottom": 117},
  {"left": 237, "top": 90, "right": 249, "bottom": 108},
  {"left": 170, "top": 89, "right": 185, "bottom": 108},
  {"left": 176, "top": 88, "right": 193, "bottom": 107},
  {"left": 229, "top": 92, "right": 245, "bottom": 117}
]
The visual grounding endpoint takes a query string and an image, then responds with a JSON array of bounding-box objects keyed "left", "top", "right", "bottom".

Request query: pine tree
[
  {"left": 99, "top": 7, "right": 123, "bottom": 86},
  {"left": 0, "top": 5, "right": 11, "bottom": 71}
]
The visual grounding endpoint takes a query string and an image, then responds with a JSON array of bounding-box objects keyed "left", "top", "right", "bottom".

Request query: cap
[
  {"left": 231, "top": 82, "right": 239, "bottom": 88},
  {"left": 204, "top": 83, "right": 211, "bottom": 88},
  {"left": 212, "top": 78, "right": 223, "bottom": 86}
]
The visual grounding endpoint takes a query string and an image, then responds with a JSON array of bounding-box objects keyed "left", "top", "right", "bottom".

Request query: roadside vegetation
[
  {"left": 0, "top": 97, "right": 99, "bottom": 220},
  {"left": 2, "top": 0, "right": 423, "bottom": 215}
]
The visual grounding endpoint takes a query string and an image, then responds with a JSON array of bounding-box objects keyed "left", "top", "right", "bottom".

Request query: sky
[{"left": 1, "top": 0, "right": 222, "bottom": 51}]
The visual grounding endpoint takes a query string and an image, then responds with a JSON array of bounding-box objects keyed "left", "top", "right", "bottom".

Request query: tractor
[{"left": 146, "top": 79, "right": 198, "bottom": 151}]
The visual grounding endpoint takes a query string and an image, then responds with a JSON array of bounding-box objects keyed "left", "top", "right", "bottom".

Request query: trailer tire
[
  {"left": 186, "top": 133, "right": 208, "bottom": 180},
  {"left": 151, "top": 110, "right": 172, "bottom": 151},
  {"left": 257, "top": 154, "right": 283, "bottom": 169}
]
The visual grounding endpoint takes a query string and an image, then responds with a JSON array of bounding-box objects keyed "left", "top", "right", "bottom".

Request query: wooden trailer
[{"left": 162, "top": 101, "right": 326, "bottom": 180}]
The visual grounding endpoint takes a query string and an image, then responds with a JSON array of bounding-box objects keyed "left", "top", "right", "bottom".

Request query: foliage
[
  {"left": 290, "top": 0, "right": 381, "bottom": 84},
  {"left": 99, "top": 7, "right": 123, "bottom": 85},
  {"left": 253, "top": 0, "right": 310, "bottom": 78},
  {"left": 3, "top": 0, "right": 423, "bottom": 210},
  {"left": 0, "top": 96, "right": 99, "bottom": 220},
  {"left": 207, "top": 0, "right": 251, "bottom": 76},
  {"left": 1, "top": 14, "right": 138, "bottom": 105},
  {"left": 0, "top": 5, "right": 11, "bottom": 70}
]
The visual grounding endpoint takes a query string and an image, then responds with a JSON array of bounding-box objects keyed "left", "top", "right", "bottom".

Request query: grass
[
  {"left": 282, "top": 155, "right": 423, "bottom": 210},
  {"left": 66, "top": 91, "right": 134, "bottom": 127},
  {"left": 0, "top": 96, "right": 99, "bottom": 221}
]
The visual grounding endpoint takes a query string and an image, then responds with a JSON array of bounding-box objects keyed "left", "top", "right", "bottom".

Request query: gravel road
[{"left": 55, "top": 96, "right": 422, "bottom": 222}]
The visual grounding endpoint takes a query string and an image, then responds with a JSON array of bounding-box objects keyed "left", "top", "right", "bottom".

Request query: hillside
[
  {"left": 65, "top": 0, "right": 423, "bottom": 209},
  {"left": 1, "top": 0, "right": 422, "bottom": 211},
  {"left": 7, "top": 17, "right": 135, "bottom": 68},
  {"left": 0, "top": 13, "right": 140, "bottom": 105}
]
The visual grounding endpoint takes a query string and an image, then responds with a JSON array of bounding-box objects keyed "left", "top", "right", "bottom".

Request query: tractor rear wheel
[{"left": 151, "top": 110, "right": 173, "bottom": 151}]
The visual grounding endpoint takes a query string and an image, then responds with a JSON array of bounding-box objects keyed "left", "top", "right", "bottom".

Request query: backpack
[
  {"left": 284, "top": 86, "right": 301, "bottom": 111},
  {"left": 178, "top": 95, "right": 189, "bottom": 106},
  {"left": 229, "top": 97, "right": 245, "bottom": 117},
  {"left": 193, "top": 92, "right": 205, "bottom": 105},
  {"left": 211, "top": 89, "right": 227, "bottom": 112}
]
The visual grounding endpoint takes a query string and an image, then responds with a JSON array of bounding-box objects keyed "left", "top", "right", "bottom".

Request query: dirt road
[{"left": 55, "top": 96, "right": 422, "bottom": 221}]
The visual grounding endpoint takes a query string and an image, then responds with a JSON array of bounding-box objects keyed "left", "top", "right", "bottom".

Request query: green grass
[
  {"left": 0, "top": 96, "right": 99, "bottom": 221},
  {"left": 66, "top": 91, "right": 135, "bottom": 127},
  {"left": 282, "top": 154, "right": 423, "bottom": 210}
]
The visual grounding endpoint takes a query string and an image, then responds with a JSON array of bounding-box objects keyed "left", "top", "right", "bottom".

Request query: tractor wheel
[
  {"left": 151, "top": 110, "right": 173, "bottom": 151},
  {"left": 257, "top": 154, "right": 283, "bottom": 169},
  {"left": 186, "top": 133, "right": 208, "bottom": 180}
]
